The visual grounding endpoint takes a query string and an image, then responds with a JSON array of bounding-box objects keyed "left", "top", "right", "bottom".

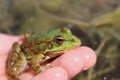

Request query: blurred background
[{"left": 0, "top": 0, "right": 120, "bottom": 80}]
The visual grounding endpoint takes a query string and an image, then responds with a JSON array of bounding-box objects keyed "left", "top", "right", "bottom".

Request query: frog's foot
[
  {"left": 32, "top": 65, "right": 42, "bottom": 74},
  {"left": 7, "top": 75, "right": 20, "bottom": 80},
  {"left": 29, "top": 53, "right": 45, "bottom": 74},
  {"left": 44, "top": 64, "right": 54, "bottom": 70},
  {"left": 37, "top": 63, "right": 53, "bottom": 72},
  {"left": 33, "top": 64, "right": 53, "bottom": 74},
  {"left": 13, "top": 76, "right": 20, "bottom": 80}
]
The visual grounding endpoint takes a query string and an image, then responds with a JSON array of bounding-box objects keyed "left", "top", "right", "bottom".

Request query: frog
[{"left": 7, "top": 27, "right": 81, "bottom": 80}]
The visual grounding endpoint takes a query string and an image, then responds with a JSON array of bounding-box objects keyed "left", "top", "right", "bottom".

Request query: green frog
[{"left": 7, "top": 27, "right": 81, "bottom": 80}]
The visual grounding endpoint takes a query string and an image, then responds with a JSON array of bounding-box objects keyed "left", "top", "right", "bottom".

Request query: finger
[
  {"left": 19, "top": 72, "right": 34, "bottom": 80},
  {"left": 0, "top": 34, "right": 22, "bottom": 54},
  {"left": 77, "top": 46, "right": 97, "bottom": 70},
  {"left": 52, "top": 46, "right": 96, "bottom": 79},
  {"left": 31, "top": 67, "right": 68, "bottom": 80},
  {"left": 0, "top": 76, "right": 8, "bottom": 80},
  {"left": 0, "top": 55, "right": 8, "bottom": 75}
]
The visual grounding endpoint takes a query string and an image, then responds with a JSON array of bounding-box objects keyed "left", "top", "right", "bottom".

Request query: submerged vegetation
[{"left": 0, "top": 0, "right": 120, "bottom": 80}]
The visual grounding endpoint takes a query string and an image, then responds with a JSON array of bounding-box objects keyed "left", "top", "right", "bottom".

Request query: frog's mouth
[{"left": 39, "top": 52, "right": 64, "bottom": 66}]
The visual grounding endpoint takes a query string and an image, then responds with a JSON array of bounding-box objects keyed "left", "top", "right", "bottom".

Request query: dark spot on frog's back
[{"left": 21, "top": 42, "right": 31, "bottom": 49}]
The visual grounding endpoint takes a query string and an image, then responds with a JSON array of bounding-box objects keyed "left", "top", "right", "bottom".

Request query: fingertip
[
  {"left": 52, "top": 49, "right": 84, "bottom": 78},
  {"left": 78, "top": 46, "right": 97, "bottom": 70},
  {"left": 31, "top": 67, "right": 68, "bottom": 80},
  {"left": 52, "top": 46, "right": 96, "bottom": 78}
]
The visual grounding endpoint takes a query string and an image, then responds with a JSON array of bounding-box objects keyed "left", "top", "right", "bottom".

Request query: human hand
[{"left": 0, "top": 33, "right": 96, "bottom": 80}]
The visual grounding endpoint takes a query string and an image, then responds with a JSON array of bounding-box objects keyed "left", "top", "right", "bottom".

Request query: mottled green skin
[
  {"left": 7, "top": 28, "right": 81, "bottom": 80},
  {"left": 22, "top": 28, "right": 81, "bottom": 53}
]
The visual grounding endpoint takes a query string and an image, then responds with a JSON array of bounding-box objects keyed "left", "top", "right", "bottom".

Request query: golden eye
[{"left": 54, "top": 36, "right": 65, "bottom": 45}]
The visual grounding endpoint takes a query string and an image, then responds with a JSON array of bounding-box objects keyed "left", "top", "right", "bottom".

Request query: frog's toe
[{"left": 34, "top": 68, "right": 42, "bottom": 74}]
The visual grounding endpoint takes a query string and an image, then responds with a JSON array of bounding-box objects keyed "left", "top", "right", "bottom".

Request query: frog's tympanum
[{"left": 7, "top": 27, "right": 81, "bottom": 80}]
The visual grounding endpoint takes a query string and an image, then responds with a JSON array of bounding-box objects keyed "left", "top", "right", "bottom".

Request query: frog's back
[
  {"left": 21, "top": 28, "right": 63, "bottom": 52},
  {"left": 27, "top": 28, "right": 64, "bottom": 41},
  {"left": 21, "top": 28, "right": 80, "bottom": 55}
]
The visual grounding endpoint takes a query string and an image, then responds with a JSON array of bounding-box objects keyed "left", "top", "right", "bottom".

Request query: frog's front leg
[
  {"left": 30, "top": 53, "right": 45, "bottom": 74},
  {"left": 7, "top": 42, "right": 27, "bottom": 80}
]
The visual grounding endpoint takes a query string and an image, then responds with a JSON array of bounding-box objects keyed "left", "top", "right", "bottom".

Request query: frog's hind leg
[
  {"left": 29, "top": 53, "right": 45, "bottom": 74},
  {"left": 7, "top": 42, "right": 27, "bottom": 80}
]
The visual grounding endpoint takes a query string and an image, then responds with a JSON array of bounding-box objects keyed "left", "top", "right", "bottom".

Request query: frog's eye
[{"left": 54, "top": 36, "right": 65, "bottom": 45}]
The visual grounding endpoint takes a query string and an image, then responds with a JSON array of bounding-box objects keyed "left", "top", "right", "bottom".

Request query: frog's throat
[
  {"left": 47, "top": 52, "right": 64, "bottom": 58},
  {"left": 39, "top": 46, "right": 80, "bottom": 66},
  {"left": 39, "top": 52, "right": 63, "bottom": 66}
]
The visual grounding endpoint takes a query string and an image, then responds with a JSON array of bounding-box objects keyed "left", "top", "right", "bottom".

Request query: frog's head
[{"left": 44, "top": 27, "right": 81, "bottom": 56}]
